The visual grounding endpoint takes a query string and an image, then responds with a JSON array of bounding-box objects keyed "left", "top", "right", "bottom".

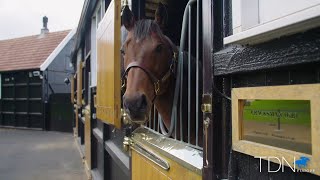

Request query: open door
[
  {"left": 84, "top": 105, "right": 91, "bottom": 171},
  {"left": 96, "top": 0, "right": 121, "bottom": 128},
  {"left": 77, "top": 61, "right": 83, "bottom": 107}
]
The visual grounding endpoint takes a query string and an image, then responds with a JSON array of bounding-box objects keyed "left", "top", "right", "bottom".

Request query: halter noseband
[{"left": 121, "top": 52, "right": 177, "bottom": 103}]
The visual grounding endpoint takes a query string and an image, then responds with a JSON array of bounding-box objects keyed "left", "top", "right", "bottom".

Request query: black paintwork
[
  {"left": 214, "top": 28, "right": 320, "bottom": 76},
  {"left": 223, "top": 0, "right": 232, "bottom": 37},
  {"left": 132, "top": 0, "right": 145, "bottom": 20},
  {"left": 49, "top": 94, "right": 73, "bottom": 132},
  {"left": 43, "top": 35, "right": 75, "bottom": 132},
  {"left": 0, "top": 70, "right": 43, "bottom": 129},
  {"left": 202, "top": 0, "right": 215, "bottom": 179}
]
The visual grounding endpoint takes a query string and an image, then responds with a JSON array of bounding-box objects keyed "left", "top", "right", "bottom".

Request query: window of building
[
  {"left": 90, "top": 0, "right": 106, "bottom": 87},
  {"left": 95, "top": 0, "right": 106, "bottom": 29},
  {"left": 225, "top": 0, "right": 320, "bottom": 45}
]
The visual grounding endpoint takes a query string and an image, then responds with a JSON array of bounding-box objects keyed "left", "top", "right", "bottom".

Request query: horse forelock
[{"left": 133, "top": 19, "right": 163, "bottom": 41}]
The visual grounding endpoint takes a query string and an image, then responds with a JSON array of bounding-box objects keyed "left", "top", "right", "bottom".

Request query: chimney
[{"left": 40, "top": 16, "right": 49, "bottom": 34}]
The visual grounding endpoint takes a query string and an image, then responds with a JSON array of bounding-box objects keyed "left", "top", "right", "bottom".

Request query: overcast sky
[{"left": 0, "top": 0, "right": 85, "bottom": 40}]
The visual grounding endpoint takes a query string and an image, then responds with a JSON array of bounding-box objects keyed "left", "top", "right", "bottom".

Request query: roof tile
[{"left": 0, "top": 30, "right": 70, "bottom": 72}]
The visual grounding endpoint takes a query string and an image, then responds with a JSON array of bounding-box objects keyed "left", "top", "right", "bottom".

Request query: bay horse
[{"left": 121, "top": 4, "right": 202, "bottom": 146}]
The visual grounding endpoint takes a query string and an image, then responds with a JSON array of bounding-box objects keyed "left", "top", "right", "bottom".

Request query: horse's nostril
[
  {"left": 135, "top": 94, "right": 147, "bottom": 110},
  {"left": 123, "top": 94, "right": 148, "bottom": 115},
  {"left": 140, "top": 94, "right": 147, "bottom": 109}
]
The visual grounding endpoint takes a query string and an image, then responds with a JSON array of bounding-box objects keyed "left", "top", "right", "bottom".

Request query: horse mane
[{"left": 133, "top": 19, "right": 163, "bottom": 41}]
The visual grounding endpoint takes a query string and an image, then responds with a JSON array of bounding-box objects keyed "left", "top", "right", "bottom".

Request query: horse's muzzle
[{"left": 123, "top": 93, "right": 149, "bottom": 123}]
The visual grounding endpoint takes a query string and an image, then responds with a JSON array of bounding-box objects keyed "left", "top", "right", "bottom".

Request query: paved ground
[{"left": 0, "top": 128, "right": 87, "bottom": 180}]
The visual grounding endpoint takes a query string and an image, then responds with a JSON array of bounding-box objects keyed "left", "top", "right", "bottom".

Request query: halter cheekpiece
[{"left": 121, "top": 52, "right": 177, "bottom": 103}]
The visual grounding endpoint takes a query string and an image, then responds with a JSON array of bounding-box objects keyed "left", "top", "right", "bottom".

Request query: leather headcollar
[{"left": 121, "top": 52, "right": 177, "bottom": 103}]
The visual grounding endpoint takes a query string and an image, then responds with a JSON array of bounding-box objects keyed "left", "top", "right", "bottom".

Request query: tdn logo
[
  {"left": 255, "top": 156, "right": 313, "bottom": 173},
  {"left": 255, "top": 156, "right": 296, "bottom": 173},
  {"left": 295, "top": 157, "right": 310, "bottom": 169}
]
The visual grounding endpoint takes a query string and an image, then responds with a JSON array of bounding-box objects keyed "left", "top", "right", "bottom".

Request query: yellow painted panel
[
  {"left": 75, "top": 106, "right": 78, "bottom": 135},
  {"left": 132, "top": 150, "right": 170, "bottom": 180},
  {"left": 131, "top": 150, "right": 201, "bottom": 180},
  {"left": 84, "top": 105, "right": 91, "bottom": 170},
  {"left": 77, "top": 61, "right": 83, "bottom": 106},
  {"left": 96, "top": 0, "right": 121, "bottom": 128}
]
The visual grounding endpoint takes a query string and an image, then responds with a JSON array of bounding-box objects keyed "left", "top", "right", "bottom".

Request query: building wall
[
  {"left": 43, "top": 36, "right": 75, "bottom": 102},
  {"left": 0, "top": 70, "right": 44, "bottom": 129}
]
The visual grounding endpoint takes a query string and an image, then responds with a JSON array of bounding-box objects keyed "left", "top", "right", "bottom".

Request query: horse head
[{"left": 121, "top": 5, "right": 177, "bottom": 125}]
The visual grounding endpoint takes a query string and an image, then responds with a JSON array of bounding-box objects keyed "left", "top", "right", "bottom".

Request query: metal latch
[
  {"left": 84, "top": 105, "right": 90, "bottom": 115},
  {"left": 92, "top": 113, "right": 97, "bottom": 120},
  {"left": 123, "top": 136, "right": 133, "bottom": 152},
  {"left": 201, "top": 94, "right": 212, "bottom": 113},
  {"left": 203, "top": 117, "right": 211, "bottom": 168},
  {"left": 93, "top": 95, "right": 97, "bottom": 108},
  {"left": 121, "top": 109, "right": 131, "bottom": 125}
]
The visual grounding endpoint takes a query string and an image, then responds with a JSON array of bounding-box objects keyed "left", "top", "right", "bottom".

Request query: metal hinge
[
  {"left": 93, "top": 95, "right": 97, "bottom": 108},
  {"left": 201, "top": 94, "right": 212, "bottom": 113}
]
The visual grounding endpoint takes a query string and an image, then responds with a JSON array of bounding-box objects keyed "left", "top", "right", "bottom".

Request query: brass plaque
[{"left": 242, "top": 100, "right": 311, "bottom": 154}]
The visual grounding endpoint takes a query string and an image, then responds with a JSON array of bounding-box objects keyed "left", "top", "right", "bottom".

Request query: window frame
[
  {"left": 90, "top": 0, "right": 106, "bottom": 88},
  {"left": 232, "top": 84, "right": 320, "bottom": 175},
  {"left": 225, "top": 0, "right": 320, "bottom": 45}
]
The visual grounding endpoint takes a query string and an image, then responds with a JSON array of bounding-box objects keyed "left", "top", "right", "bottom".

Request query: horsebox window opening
[{"left": 121, "top": 0, "right": 203, "bottom": 149}]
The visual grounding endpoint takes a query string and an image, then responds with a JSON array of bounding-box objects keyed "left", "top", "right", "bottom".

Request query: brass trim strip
[
  {"left": 130, "top": 127, "right": 203, "bottom": 175},
  {"left": 132, "top": 143, "right": 170, "bottom": 171}
]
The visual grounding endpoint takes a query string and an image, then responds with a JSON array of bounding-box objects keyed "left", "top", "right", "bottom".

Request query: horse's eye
[
  {"left": 155, "top": 44, "right": 163, "bottom": 53},
  {"left": 120, "top": 49, "right": 125, "bottom": 55}
]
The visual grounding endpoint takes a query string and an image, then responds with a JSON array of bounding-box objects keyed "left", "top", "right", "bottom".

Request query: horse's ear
[
  {"left": 154, "top": 2, "right": 168, "bottom": 30},
  {"left": 121, "top": 5, "right": 135, "bottom": 31}
]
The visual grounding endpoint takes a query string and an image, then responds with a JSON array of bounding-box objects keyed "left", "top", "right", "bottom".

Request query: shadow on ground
[{"left": 0, "top": 128, "right": 87, "bottom": 180}]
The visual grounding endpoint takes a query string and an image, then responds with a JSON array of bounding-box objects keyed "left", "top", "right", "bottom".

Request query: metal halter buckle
[{"left": 154, "top": 80, "right": 161, "bottom": 95}]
